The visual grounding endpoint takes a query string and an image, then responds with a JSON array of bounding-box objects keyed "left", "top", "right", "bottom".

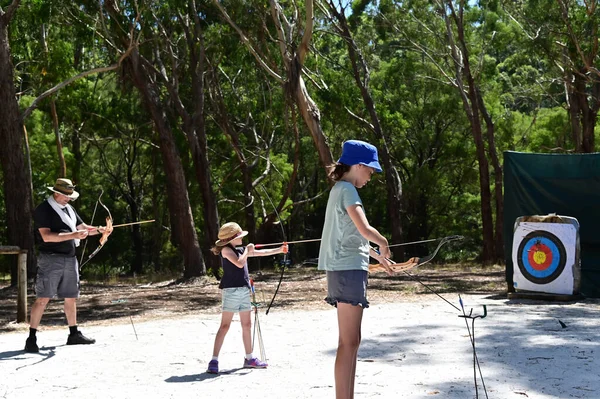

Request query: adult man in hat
[{"left": 25, "top": 178, "right": 109, "bottom": 353}]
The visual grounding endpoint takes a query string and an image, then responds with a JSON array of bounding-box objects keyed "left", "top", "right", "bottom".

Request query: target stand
[{"left": 510, "top": 214, "right": 581, "bottom": 300}]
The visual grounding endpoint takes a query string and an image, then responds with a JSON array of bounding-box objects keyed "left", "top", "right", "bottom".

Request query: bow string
[
  {"left": 80, "top": 194, "right": 113, "bottom": 270},
  {"left": 260, "top": 185, "right": 288, "bottom": 315}
]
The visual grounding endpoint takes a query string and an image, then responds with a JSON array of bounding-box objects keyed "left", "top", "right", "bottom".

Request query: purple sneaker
[
  {"left": 207, "top": 359, "right": 219, "bottom": 374},
  {"left": 243, "top": 357, "right": 268, "bottom": 368}
]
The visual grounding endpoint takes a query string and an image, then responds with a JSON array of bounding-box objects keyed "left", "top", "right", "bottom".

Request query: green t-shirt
[{"left": 318, "top": 181, "right": 369, "bottom": 271}]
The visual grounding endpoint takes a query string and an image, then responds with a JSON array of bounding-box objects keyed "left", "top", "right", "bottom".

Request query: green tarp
[{"left": 503, "top": 151, "right": 600, "bottom": 297}]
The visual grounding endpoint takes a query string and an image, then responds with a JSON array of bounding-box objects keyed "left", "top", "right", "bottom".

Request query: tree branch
[
  {"left": 298, "top": 0, "right": 314, "bottom": 65},
  {"left": 20, "top": 45, "right": 135, "bottom": 122},
  {"left": 1, "top": 0, "right": 21, "bottom": 24},
  {"left": 212, "top": 0, "right": 283, "bottom": 82}
]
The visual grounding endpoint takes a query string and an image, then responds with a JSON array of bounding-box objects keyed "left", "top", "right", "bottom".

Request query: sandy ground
[{"left": 1, "top": 294, "right": 599, "bottom": 399}]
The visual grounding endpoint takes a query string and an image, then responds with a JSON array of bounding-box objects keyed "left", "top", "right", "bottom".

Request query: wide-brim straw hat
[
  {"left": 47, "top": 178, "right": 80, "bottom": 200},
  {"left": 215, "top": 222, "right": 248, "bottom": 246}
]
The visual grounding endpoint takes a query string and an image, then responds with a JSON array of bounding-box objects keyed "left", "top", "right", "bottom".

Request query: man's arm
[
  {"left": 38, "top": 227, "right": 89, "bottom": 242},
  {"left": 76, "top": 223, "right": 103, "bottom": 236}
]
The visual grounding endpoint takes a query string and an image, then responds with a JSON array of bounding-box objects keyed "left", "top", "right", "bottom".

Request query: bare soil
[{"left": 0, "top": 263, "right": 506, "bottom": 333}]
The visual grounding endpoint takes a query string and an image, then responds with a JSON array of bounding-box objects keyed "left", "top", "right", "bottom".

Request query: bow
[
  {"left": 369, "top": 235, "right": 465, "bottom": 311},
  {"left": 250, "top": 279, "right": 267, "bottom": 361},
  {"left": 260, "top": 185, "right": 288, "bottom": 315},
  {"left": 369, "top": 235, "right": 464, "bottom": 273},
  {"left": 80, "top": 194, "right": 113, "bottom": 270}
]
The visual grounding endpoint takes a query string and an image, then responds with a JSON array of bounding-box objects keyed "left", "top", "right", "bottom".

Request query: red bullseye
[{"left": 527, "top": 243, "right": 553, "bottom": 270}]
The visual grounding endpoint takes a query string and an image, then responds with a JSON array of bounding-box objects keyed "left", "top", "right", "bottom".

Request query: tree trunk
[
  {"left": 151, "top": 146, "right": 164, "bottom": 272},
  {"left": 477, "top": 89, "right": 504, "bottom": 262},
  {"left": 442, "top": 0, "right": 494, "bottom": 262},
  {"left": 125, "top": 51, "right": 205, "bottom": 277},
  {"left": 176, "top": 5, "right": 221, "bottom": 276},
  {"left": 464, "top": 80, "right": 494, "bottom": 263},
  {"left": 125, "top": 167, "right": 143, "bottom": 275},
  {"left": 573, "top": 71, "right": 598, "bottom": 153},
  {"left": 207, "top": 72, "right": 257, "bottom": 242},
  {"left": 291, "top": 73, "right": 334, "bottom": 168},
  {"left": 41, "top": 23, "right": 67, "bottom": 177},
  {"left": 49, "top": 98, "right": 67, "bottom": 177},
  {"left": 72, "top": 128, "right": 81, "bottom": 189},
  {"left": 0, "top": 12, "right": 36, "bottom": 283},
  {"left": 329, "top": 4, "right": 405, "bottom": 259}
]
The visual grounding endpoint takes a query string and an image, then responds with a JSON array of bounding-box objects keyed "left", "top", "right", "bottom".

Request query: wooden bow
[
  {"left": 369, "top": 257, "right": 420, "bottom": 274},
  {"left": 80, "top": 195, "right": 113, "bottom": 270},
  {"left": 369, "top": 235, "right": 464, "bottom": 274}
]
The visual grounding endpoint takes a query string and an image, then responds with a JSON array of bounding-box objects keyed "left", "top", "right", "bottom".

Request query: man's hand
[{"left": 74, "top": 230, "right": 89, "bottom": 239}]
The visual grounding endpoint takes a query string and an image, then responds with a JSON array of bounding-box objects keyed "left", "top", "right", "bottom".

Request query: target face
[{"left": 516, "top": 230, "right": 566, "bottom": 284}]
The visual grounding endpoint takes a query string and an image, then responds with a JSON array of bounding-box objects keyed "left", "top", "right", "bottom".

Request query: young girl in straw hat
[
  {"left": 318, "top": 140, "right": 395, "bottom": 399},
  {"left": 206, "top": 222, "right": 288, "bottom": 374}
]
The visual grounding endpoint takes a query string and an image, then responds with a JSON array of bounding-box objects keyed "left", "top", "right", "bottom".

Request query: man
[{"left": 25, "top": 178, "right": 110, "bottom": 353}]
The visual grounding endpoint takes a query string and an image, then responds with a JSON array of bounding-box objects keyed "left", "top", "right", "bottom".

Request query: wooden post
[
  {"left": 17, "top": 250, "right": 28, "bottom": 323},
  {"left": 0, "top": 246, "right": 28, "bottom": 323}
]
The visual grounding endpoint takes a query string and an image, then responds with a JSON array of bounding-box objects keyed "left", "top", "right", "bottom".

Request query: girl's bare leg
[
  {"left": 211, "top": 311, "right": 234, "bottom": 357},
  {"left": 239, "top": 310, "right": 253, "bottom": 355},
  {"left": 335, "top": 303, "right": 364, "bottom": 399}
]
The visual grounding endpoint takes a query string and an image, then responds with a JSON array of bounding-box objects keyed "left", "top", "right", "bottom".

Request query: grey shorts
[
  {"left": 35, "top": 253, "right": 80, "bottom": 299},
  {"left": 325, "top": 270, "right": 369, "bottom": 308},
  {"left": 222, "top": 287, "right": 252, "bottom": 313}
]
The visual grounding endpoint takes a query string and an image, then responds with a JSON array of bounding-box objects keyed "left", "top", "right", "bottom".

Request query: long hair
[
  {"left": 327, "top": 163, "right": 351, "bottom": 181},
  {"left": 211, "top": 245, "right": 224, "bottom": 255}
]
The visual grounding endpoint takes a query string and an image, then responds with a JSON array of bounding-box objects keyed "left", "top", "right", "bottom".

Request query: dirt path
[
  {"left": 0, "top": 264, "right": 506, "bottom": 332},
  {"left": 1, "top": 294, "right": 599, "bottom": 399}
]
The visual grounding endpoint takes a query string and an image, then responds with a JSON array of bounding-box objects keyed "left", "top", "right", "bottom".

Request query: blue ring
[
  {"left": 516, "top": 230, "right": 566, "bottom": 285},
  {"left": 520, "top": 237, "right": 560, "bottom": 278}
]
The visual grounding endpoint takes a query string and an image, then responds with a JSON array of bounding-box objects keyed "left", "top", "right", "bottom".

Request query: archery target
[{"left": 512, "top": 219, "right": 579, "bottom": 295}]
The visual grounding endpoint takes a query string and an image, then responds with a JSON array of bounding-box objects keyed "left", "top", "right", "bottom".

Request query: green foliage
[{"left": 4, "top": 0, "right": 600, "bottom": 276}]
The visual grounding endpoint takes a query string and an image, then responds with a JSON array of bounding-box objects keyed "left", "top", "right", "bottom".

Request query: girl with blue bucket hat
[{"left": 318, "top": 140, "right": 394, "bottom": 398}]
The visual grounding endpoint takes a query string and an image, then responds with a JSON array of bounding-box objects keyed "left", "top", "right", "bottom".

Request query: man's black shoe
[
  {"left": 66, "top": 331, "right": 96, "bottom": 345},
  {"left": 24, "top": 337, "right": 39, "bottom": 353}
]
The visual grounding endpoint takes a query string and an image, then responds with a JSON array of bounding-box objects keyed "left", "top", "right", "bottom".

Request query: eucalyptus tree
[
  {"left": 376, "top": 0, "right": 505, "bottom": 262},
  {"left": 319, "top": 1, "right": 406, "bottom": 259},
  {"left": 212, "top": 0, "right": 334, "bottom": 169},
  {"left": 89, "top": 0, "right": 207, "bottom": 277},
  {"left": 0, "top": 0, "right": 35, "bottom": 282},
  {"left": 504, "top": 0, "right": 600, "bottom": 153},
  {"left": 2, "top": 0, "right": 140, "bottom": 282}
]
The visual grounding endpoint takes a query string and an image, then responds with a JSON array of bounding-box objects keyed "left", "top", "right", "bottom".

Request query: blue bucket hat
[{"left": 338, "top": 140, "right": 382, "bottom": 172}]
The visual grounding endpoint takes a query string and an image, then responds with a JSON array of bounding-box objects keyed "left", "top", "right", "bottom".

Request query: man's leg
[
  {"left": 64, "top": 298, "right": 95, "bottom": 345},
  {"left": 25, "top": 297, "right": 51, "bottom": 352},
  {"left": 29, "top": 297, "right": 50, "bottom": 329},
  {"left": 64, "top": 297, "right": 77, "bottom": 326}
]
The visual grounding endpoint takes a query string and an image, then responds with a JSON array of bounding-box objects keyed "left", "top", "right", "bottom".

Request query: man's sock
[
  {"left": 212, "top": 356, "right": 218, "bottom": 361},
  {"left": 29, "top": 328, "right": 37, "bottom": 339},
  {"left": 69, "top": 325, "right": 78, "bottom": 335},
  {"left": 245, "top": 353, "right": 253, "bottom": 360}
]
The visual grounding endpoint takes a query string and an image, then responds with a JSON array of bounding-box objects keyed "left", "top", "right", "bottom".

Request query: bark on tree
[
  {"left": 125, "top": 50, "right": 205, "bottom": 277},
  {"left": 172, "top": 4, "right": 220, "bottom": 275},
  {"left": 0, "top": 1, "right": 36, "bottom": 284},
  {"left": 41, "top": 23, "right": 67, "bottom": 177},
  {"left": 441, "top": 0, "right": 495, "bottom": 262},
  {"left": 102, "top": 2, "right": 206, "bottom": 277},
  {"left": 326, "top": 2, "right": 405, "bottom": 260},
  {"left": 556, "top": 0, "right": 599, "bottom": 153},
  {"left": 213, "top": 0, "right": 334, "bottom": 170}
]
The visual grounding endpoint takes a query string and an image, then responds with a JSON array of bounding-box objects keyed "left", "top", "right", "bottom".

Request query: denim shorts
[
  {"left": 325, "top": 270, "right": 369, "bottom": 308},
  {"left": 222, "top": 287, "right": 252, "bottom": 313},
  {"left": 35, "top": 253, "right": 80, "bottom": 299}
]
